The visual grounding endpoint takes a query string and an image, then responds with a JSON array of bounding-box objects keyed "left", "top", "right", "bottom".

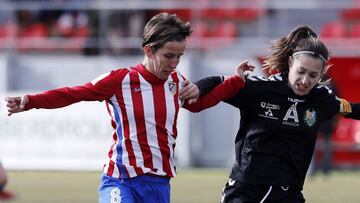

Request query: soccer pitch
[{"left": 5, "top": 169, "right": 360, "bottom": 203}]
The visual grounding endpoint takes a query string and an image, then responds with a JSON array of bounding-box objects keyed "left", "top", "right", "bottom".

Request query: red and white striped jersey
[{"left": 25, "top": 63, "right": 244, "bottom": 179}]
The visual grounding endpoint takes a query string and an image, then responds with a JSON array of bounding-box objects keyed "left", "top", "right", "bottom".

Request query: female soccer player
[
  {"left": 196, "top": 25, "right": 360, "bottom": 202},
  {"left": 5, "top": 13, "right": 254, "bottom": 203}
]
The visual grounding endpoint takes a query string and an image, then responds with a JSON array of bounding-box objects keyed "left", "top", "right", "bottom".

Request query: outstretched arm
[
  {"left": 183, "top": 60, "right": 254, "bottom": 112},
  {"left": 5, "top": 69, "right": 127, "bottom": 116},
  {"left": 5, "top": 83, "right": 106, "bottom": 116},
  {"left": 5, "top": 96, "right": 29, "bottom": 116}
]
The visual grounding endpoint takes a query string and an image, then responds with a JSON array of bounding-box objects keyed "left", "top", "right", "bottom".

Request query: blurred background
[{"left": 0, "top": 0, "right": 360, "bottom": 202}]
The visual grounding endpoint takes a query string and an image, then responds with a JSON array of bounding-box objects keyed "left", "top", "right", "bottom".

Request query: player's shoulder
[
  {"left": 91, "top": 67, "right": 129, "bottom": 85},
  {"left": 313, "top": 84, "right": 335, "bottom": 97},
  {"left": 112, "top": 67, "right": 131, "bottom": 75},
  {"left": 247, "top": 73, "right": 283, "bottom": 82},
  {"left": 103, "top": 67, "right": 132, "bottom": 81},
  {"left": 246, "top": 73, "right": 284, "bottom": 87},
  {"left": 307, "top": 84, "right": 338, "bottom": 104}
]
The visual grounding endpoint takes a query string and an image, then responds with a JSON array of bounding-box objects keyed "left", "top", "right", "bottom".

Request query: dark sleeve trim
[{"left": 195, "top": 76, "right": 225, "bottom": 96}]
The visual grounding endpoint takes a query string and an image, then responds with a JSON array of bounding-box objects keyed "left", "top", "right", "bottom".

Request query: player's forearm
[{"left": 184, "top": 75, "right": 244, "bottom": 112}]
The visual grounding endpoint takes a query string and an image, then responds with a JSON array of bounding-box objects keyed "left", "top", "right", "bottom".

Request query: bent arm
[
  {"left": 181, "top": 59, "right": 254, "bottom": 107},
  {"left": 183, "top": 75, "right": 244, "bottom": 112}
]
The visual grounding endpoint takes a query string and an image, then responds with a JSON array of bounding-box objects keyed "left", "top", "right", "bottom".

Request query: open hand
[
  {"left": 235, "top": 60, "right": 255, "bottom": 81},
  {"left": 5, "top": 96, "right": 28, "bottom": 116}
]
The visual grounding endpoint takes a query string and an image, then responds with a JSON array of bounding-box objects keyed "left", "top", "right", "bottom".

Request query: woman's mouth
[{"left": 295, "top": 84, "right": 308, "bottom": 93}]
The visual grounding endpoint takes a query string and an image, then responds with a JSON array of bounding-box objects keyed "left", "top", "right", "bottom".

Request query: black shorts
[{"left": 221, "top": 178, "right": 305, "bottom": 203}]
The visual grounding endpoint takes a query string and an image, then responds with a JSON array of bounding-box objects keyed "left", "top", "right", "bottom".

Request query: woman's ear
[
  {"left": 144, "top": 44, "right": 153, "bottom": 57},
  {"left": 288, "top": 56, "right": 293, "bottom": 68},
  {"left": 319, "top": 66, "right": 331, "bottom": 83}
]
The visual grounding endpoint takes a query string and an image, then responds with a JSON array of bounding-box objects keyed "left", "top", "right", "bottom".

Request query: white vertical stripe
[{"left": 138, "top": 74, "right": 164, "bottom": 173}]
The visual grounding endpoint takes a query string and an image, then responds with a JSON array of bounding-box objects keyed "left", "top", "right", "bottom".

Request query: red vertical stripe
[
  {"left": 107, "top": 160, "right": 115, "bottom": 177},
  {"left": 129, "top": 71, "right": 154, "bottom": 169},
  {"left": 152, "top": 82, "right": 172, "bottom": 176}
]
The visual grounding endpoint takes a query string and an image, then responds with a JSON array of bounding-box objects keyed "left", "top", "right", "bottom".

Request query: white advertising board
[{"left": 0, "top": 96, "right": 112, "bottom": 171}]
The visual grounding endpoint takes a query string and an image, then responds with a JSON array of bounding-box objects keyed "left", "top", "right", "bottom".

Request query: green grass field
[{"left": 4, "top": 169, "right": 360, "bottom": 203}]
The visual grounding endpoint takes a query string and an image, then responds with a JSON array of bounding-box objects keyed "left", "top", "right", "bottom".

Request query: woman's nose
[
  {"left": 169, "top": 60, "right": 179, "bottom": 69},
  {"left": 301, "top": 75, "right": 310, "bottom": 86}
]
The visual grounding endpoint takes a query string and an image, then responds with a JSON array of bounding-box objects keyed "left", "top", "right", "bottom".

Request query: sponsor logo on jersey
[
  {"left": 259, "top": 102, "right": 280, "bottom": 120},
  {"left": 304, "top": 108, "right": 317, "bottom": 127},
  {"left": 134, "top": 87, "right": 141, "bottom": 92},
  {"left": 288, "top": 97, "right": 305, "bottom": 103},
  {"left": 228, "top": 178, "right": 236, "bottom": 186},
  {"left": 282, "top": 98, "right": 303, "bottom": 127}
]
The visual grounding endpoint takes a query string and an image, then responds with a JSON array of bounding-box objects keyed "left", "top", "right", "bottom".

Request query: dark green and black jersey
[{"left": 196, "top": 72, "right": 360, "bottom": 189}]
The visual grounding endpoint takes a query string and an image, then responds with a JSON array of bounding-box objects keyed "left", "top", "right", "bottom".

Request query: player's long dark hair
[
  {"left": 142, "top": 12, "right": 192, "bottom": 53},
  {"left": 263, "top": 25, "right": 330, "bottom": 74}
]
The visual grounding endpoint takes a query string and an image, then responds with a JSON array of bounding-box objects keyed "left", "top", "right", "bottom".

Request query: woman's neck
[{"left": 142, "top": 57, "right": 153, "bottom": 74}]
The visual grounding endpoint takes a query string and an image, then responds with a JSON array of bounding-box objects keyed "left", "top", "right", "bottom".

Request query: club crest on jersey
[
  {"left": 168, "top": 81, "right": 177, "bottom": 96},
  {"left": 304, "top": 108, "right": 317, "bottom": 127}
]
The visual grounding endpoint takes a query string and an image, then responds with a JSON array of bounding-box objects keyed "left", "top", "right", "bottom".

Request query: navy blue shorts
[{"left": 98, "top": 174, "right": 170, "bottom": 203}]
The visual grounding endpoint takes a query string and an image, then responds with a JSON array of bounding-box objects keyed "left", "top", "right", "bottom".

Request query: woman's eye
[{"left": 310, "top": 74, "right": 318, "bottom": 78}]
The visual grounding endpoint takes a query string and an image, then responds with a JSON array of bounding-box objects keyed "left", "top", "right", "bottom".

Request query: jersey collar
[{"left": 133, "top": 63, "right": 166, "bottom": 84}]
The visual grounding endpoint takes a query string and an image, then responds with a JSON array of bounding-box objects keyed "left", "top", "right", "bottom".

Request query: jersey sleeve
[
  {"left": 25, "top": 69, "right": 127, "bottom": 110},
  {"left": 183, "top": 75, "right": 245, "bottom": 112},
  {"left": 318, "top": 86, "right": 360, "bottom": 120},
  {"left": 195, "top": 76, "right": 225, "bottom": 96},
  {"left": 339, "top": 98, "right": 360, "bottom": 120}
]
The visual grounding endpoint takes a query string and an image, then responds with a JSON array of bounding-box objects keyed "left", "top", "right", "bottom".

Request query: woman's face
[
  {"left": 146, "top": 40, "right": 186, "bottom": 80},
  {"left": 288, "top": 55, "right": 324, "bottom": 96}
]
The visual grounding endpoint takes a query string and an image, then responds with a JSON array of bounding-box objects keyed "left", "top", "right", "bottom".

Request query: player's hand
[
  {"left": 179, "top": 80, "right": 199, "bottom": 105},
  {"left": 5, "top": 96, "right": 28, "bottom": 116},
  {"left": 235, "top": 60, "right": 255, "bottom": 81}
]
